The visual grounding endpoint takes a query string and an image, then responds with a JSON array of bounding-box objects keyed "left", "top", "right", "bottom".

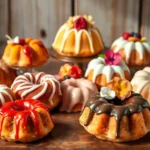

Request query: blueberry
[
  {"left": 64, "top": 75, "right": 71, "bottom": 80},
  {"left": 130, "top": 32, "right": 135, "bottom": 36},
  {"left": 134, "top": 33, "right": 139, "bottom": 37}
]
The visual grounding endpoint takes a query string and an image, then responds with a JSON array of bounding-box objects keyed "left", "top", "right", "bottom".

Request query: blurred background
[{"left": 0, "top": 0, "right": 149, "bottom": 49}]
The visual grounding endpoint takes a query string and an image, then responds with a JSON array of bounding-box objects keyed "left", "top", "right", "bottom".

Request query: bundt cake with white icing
[
  {"left": 111, "top": 32, "right": 150, "bottom": 66},
  {"left": 52, "top": 15, "right": 104, "bottom": 57}
]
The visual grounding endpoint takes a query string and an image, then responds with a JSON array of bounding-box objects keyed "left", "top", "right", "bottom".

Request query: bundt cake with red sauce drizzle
[
  {"left": 79, "top": 77, "right": 150, "bottom": 142},
  {"left": 11, "top": 72, "right": 61, "bottom": 110},
  {"left": 0, "top": 99, "right": 54, "bottom": 142}
]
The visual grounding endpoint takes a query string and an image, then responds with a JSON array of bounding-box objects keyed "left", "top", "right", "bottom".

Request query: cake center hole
[
  {"left": 12, "top": 104, "right": 25, "bottom": 111},
  {"left": 108, "top": 98, "right": 123, "bottom": 106}
]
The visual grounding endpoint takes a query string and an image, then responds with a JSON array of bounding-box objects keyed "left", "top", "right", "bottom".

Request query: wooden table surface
[
  {"left": 0, "top": 46, "right": 150, "bottom": 149},
  {"left": 0, "top": 112, "right": 150, "bottom": 150}
]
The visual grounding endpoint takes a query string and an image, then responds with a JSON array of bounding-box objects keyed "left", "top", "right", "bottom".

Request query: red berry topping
[
  {"left": 73, "top": 17, "right": 87, "bottom": 31},
  {"left": 122, "top": 32, "right": 131, "bottom": 40},
  {"left": 19, "top": 38, "right": 25, "bottom": 45},
  {"left": 23, "top": 45, "right": 32, "bottom": 64},
  {"left": 69, "top": 65, "right": 82, "bottom": 78}
]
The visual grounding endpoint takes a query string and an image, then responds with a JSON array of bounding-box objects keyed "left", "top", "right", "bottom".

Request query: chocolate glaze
[{"left": 83, "top": 92, "right": 150, "bottom": 138}]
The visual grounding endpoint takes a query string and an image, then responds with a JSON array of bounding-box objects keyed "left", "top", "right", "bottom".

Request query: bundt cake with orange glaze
[
  {"left": 60, "top": 78, "right": 98, "bottom": 112},
  {"left": 2, "top": 35, "right": 49, "bottom": 68},
  {"left": 79, "top": 77, "right": 150, "bottom": 142},
  {"left": 0, "top": 99, "right": 54, "bottom": 142},
  {"left": 131, "top": 67, "right": 150, "bottom": 104},
  {"left": 0, "top": 85, "right": 15, "bottom": 107},
  {"left": 11, "top": 72, "right": 61, "bottom": 110},
  {"left": 52, "top": 15, "right": 104, "bottom": 57},
  {"left": 0, "top": 59, "right": 17, "bottom": 87},
  {"left": 85, "top": 50, "right": 130, "bottom": 87},
  {"left": 111, "top": 32, "right": 150, "bottom": 66}
]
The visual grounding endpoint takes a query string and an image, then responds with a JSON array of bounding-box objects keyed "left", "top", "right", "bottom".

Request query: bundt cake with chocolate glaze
[{"left": 79, "top": 78, "right": 150, "bottom": 142}]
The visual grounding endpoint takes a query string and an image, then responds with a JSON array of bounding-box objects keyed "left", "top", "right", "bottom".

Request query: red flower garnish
[
  {"left": 105, "top": 50, "right": 122, "bottom": 65},
  {"left": 69, "top": 65, "right": 82, "bottom": 78},
  {"left": 74, "top": 17, "right": 87, "bottom": 31}
]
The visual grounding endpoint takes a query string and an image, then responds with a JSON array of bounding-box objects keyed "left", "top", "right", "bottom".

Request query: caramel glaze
[{"left": 83, "top": 92, "right": 150, "bottom": 138}]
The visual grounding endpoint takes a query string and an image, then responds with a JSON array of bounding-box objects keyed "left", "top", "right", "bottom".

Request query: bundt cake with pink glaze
[
  {"left": 60, "top": 78, "right": 98, "bottom": 112},
  {"left": 131, "top": 67, "right": 150, "bottom": 104},
  {"left": 11, "top": 72, "right": 61, "bottom": 110},
  {"left": 0, "top": 85, "right": 15, "bottom": 107}
]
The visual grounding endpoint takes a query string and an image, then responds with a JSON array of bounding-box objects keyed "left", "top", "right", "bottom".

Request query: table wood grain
[{"left": 0, "top": 112, "right": 150, "bottom": 150}]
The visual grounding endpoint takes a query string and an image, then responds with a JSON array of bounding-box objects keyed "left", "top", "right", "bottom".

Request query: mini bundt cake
[
  {"left": 111, "top": 32, "right": 150, "bottom": 66},
  {"left": 131, "top": 67, "right": 150, "bottom": 104},
  {"left": 2, "top": 35, "right": 49, "bottom": 68},
  {"left": 0, "top": 99, "right": 54, "bottom": 142},
  {"left": 85, "top": 50, "right": 130, "bottom": 87},
  {"left": 58, "top": 63, "right": 82, "bottom": 80},
  {"left": 0, "top": 59, "right": 17, "bottom": 87},
  {"left": 0, "top": 85, "right": 15, "bottom": 107},
  {"left": 11, "top": 72, "right": 61, "bottom": 110},
  {"left": 60, "top": 78, "right": 98, "bottom": 112},
  {"left": 52, "top": 15, "right": 104, "bottom": 57},
  {"left": 79, "top": 77, "right": 150, "bottom": 142}
]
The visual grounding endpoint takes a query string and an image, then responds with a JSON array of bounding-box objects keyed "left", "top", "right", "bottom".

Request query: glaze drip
[{"left": 84, "top": 93, "right": 150, "bottom": 138}]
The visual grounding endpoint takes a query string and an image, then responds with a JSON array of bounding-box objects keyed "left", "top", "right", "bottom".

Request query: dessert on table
[
  {"left": 0, "top": 59, "right": 17, "bottom": 87},
  {"left": 2, "top": 35, "right": 49, "bottom": 68},
  {"left": 79, "top": 77, "right": 150, "bottom": 142},
  {"left": 131, "top": 67, "right": 150, "bottom": 104},
  {"left": 52, "top": 15, "right": 104, "bottom": 57},
  {"left": 58, "top": 64, "right": 98, "bottom": 112},
  {"left": 111, "top": 32, "right": 150, "bottom": 67},
  {"left": 0, "top": 99, "right": 54, "bottom": 142},
  {"left": 85, "top": 50, "right": 130, "bottom": 87},
  {"left": 11, "top": 72, "right": 61, "bottom": 110}
]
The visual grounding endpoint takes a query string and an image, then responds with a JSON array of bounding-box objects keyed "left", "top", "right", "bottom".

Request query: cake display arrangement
[
  {"left": 52, "top": 15, "right": 104, "bottom": 57},
  {"left": 85, "top": 50, "right": 130, "bottom": 87},
  {"left": 0, "top": 17, "right": 150, "bottom": 146},
  {"left": 2, "top": 35, "right": 49, "bottom": 68},
  {"left": 111, "top": 32, "right": 150, "bottom": 67},
  {"left": 79, "top": 77, "right": 150, "bottom": 142}
]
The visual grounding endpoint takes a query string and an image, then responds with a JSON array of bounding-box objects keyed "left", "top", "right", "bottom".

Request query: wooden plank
[
  {"left": 0, "top": 0, "right": 8, "bottom": 42},
  {"left": 9, "top": 0, "right": 71, "bottom": 47},
  {"left": 141, "top": 0, "right": 150, "bottom": 41},
  {"left": 75, "top": 0, "right": 140, "bottom": 47},
  {"left": 10, "top": 0, "right": 37, "bottom": 40},
  {"left": 36, "top": 0, "right": 71, "bottom": 47}
]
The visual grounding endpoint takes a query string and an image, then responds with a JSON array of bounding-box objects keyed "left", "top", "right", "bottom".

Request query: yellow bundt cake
[
  {"left": 0, "top": 99, "right": 54, "bottom": 142},
  {"left": 79, "top": 77, "right": 150, "bottom": 142},
  {"left": 2, "top": 35, "right": 49, "bottom": 68},
  {"left": 52, "top": 15, "right": 104, "bottom": 57}
]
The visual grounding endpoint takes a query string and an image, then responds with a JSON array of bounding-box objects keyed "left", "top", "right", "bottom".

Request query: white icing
[
  {"left": 52, "top": 24, "right": 102, "bottom": 54},
  {"left": 111, "top": 37, "right": 150, "bottom": 63},
  {"left": 0, "top": 85, "right": 14, "bottom": 105},
  {"left": 131, "top": 67, "right": 150, "bottom": 93},
  {"left": 11, "top": 72, "right": 61, "bottom": 105},
  {"left": 60, "top": 78, "right": 98, "bottom": 112},
  {"left": 85, "top": 57, "right": 130, "bottom": 83}
]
